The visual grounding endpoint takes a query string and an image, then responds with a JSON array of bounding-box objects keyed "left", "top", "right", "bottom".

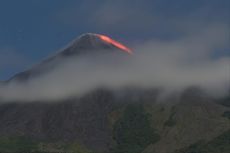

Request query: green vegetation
[
  {"left": 164, "top": 110, "right": 176, "bottom": 127},
  {"left": 65, "top": 142, "right": 92, "bottom": 153},
  {"left": 219, "top": 95, "right": 230, "bottom": 107},
  {"left": 0, "top": 137, "right": 92, "bottom": 153},
  {"left": 222, "top": 111, "right": 230, "bottom": 120},
  {"left": 0, "top": 136, "right": 38, "bottom": 153},
  {"left": 112, "top": 104, "right": 160, "bottom": 153},
  {"left": 175, "top": 129, "right": 230, "bottom": 153}
]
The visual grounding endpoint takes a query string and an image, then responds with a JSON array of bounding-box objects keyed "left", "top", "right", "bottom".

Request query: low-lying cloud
[{"left": 0, "top": 24, "right": 229, "bottom": 102}]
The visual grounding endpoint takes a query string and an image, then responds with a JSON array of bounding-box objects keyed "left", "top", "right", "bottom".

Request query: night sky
[{"left": 0, "top": 0, "right": 229, "bottom": 80}]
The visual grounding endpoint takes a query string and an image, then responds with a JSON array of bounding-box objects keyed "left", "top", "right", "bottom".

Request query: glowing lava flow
[{"left": 96, "top": 34, "right": 132, "bottom": 54}]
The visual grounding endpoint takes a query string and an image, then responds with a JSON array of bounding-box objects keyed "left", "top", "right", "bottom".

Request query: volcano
[
  {"left": 60, "top": 33, "right": 132, "bottom": 56},
  {"left": 0, "top": 33, "right": 229, "bottom": 153},
  {"left": 8, "top": 33, "right": 132, "bottom": 82}
]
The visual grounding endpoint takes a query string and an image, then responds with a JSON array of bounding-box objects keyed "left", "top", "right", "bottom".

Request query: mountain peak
[
  {"left": 7, "top": 33, "right": 132, "bottom": 82},
  {"left": 61, "top": 33, "right": 132, "bottom": 56}
]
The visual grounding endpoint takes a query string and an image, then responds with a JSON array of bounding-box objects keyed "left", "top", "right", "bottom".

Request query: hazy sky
[{"left": 0, "top": 0, "right": 230, "bottom": 80}]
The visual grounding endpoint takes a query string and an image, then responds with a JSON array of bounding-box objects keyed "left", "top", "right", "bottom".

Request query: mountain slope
[
  {"left": 8, "top": 33, "right": 131, "bottom": 82},
  {"left": 0, "top": 88, "right": 229, "bottom": 153},
  {"left": 0, "top": 34, "right": 229, "bottom": 153},
  {"left": 143, "top": 88, "right": 230, "bottom": 153}
]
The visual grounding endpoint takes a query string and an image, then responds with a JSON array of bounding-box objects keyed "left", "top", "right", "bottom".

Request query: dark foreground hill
[{"left": 0, "top": 88, "right": 229, "bottom": 153}]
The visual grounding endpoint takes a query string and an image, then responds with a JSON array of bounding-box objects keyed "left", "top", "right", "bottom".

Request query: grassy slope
[
  {"left": 0, "top": 136, "right": 38, "bottom": 153},
  {"left": 0, "top": 137, "right": 92, "bottom": 153},
  {"left": 143, "top": 101, "right": 230, "bottom": 153},
  {"left": 111, "top": 104, "right": 160, "bottom": 153},
  {"left": 174, "top": 129, "right": 230, "bottom": 153},
  {"left": 0, "top": 100, "right": 229, "bottom": 153}
]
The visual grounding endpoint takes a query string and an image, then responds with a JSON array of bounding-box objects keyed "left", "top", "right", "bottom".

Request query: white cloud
[{"left": 0, "top": 24, "right": 229, "bottom": 102}]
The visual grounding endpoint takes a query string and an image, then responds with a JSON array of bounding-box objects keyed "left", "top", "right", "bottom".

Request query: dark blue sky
[{"left": 0, "top": 0, "right": 229, "bottom": 80}]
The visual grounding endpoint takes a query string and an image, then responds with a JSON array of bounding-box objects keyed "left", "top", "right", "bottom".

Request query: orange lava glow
[{"left": 96, "top": 34, "right": 132, "bottom": 54}]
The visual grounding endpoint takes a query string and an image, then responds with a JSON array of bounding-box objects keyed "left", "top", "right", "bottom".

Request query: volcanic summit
[
  {"left": 60, "top": 33, "right": 132, "bottom": 56},
  {"left": 8, "top": 33, "right": 132, "bottom": 82}
]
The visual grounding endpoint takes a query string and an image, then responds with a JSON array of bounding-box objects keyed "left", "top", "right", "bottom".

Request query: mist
[{"left": 0, "top": 24, "right": 229, "bottom": 102}]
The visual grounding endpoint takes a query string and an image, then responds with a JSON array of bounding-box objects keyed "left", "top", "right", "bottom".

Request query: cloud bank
[{"left": 0, "top": 24, "right": 229, "bottom": 102}]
